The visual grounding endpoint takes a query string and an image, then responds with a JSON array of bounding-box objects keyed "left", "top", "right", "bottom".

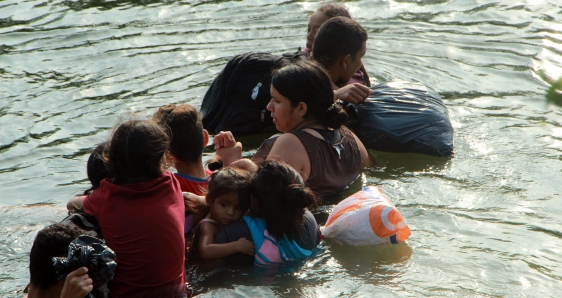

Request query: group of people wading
[{"left": 25, "top": 3, "right": 376, "bottom": 298}]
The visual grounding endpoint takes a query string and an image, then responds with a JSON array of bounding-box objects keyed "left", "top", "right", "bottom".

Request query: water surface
[{"left": 1, "top": 0, "right": 562, "bottom": 296}]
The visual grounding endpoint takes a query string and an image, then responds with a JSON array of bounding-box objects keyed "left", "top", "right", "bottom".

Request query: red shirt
[
  {"left": 84, "top": 172, "right": 186, "bottom": 298},
  {"left": 174, "top": 170, "right": 213, "bottom": 195}
]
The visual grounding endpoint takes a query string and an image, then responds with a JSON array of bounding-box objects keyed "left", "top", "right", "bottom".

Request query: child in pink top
[{"left": 188, "top": 167, "right": 254, "bottom": 260}]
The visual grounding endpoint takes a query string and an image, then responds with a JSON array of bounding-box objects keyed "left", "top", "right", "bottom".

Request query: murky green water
[{"left": 2, "top": 0, "right": 562, "bottom": 296}]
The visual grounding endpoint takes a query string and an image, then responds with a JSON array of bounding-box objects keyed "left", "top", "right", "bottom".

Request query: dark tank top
[{"left": 252, "top": 126, "right": 361, "bottom": 196}]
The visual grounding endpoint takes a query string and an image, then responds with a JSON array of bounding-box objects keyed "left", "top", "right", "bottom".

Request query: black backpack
[{"left": 200, "top": 51, "right": 306, "bottom": 136}]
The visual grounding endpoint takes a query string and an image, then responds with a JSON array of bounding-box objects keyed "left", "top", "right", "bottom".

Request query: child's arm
[
  {"left": 67, "top": 195, "right": 86, "bottom": 212},
  {"left": 198, "top": 222, "right": 254, "bottom": 260},
  {"left": 60, "top": 267, "right": 93, "bottom": 298}
]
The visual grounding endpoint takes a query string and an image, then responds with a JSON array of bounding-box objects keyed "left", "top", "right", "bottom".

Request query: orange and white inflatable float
[{"left": 323, "top": 186, "right": 411, "bottom": 246}]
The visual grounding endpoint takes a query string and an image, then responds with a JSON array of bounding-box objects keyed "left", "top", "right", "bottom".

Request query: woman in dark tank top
[{"left": 213, "top": 59, "right": 372, "bottom": 196}]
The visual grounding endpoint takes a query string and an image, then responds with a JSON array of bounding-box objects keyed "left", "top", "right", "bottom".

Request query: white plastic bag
[{"left": 323, "top": 186, "right": 411, "bottom": 246}]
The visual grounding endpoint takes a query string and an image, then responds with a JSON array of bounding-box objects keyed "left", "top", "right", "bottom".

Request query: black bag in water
[
  {"left": 201, "top": 51, "right": 306, "bottom": 136},
  {"left": 347, "top": 81, "right": 454, "bottom": 158},
  {"left": 52, "top": 235, "right": 117, "bottom": 289}
]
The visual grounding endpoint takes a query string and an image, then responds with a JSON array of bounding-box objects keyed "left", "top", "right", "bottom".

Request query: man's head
[
  {"left": 29, "top": 224, "right": 83, "bottom": 290},
  {"left": 153, "top": 103, "right": 208, "bottom": 165},
  {"left": 312, "top": 16, "right": 368, "bottom": 84}
]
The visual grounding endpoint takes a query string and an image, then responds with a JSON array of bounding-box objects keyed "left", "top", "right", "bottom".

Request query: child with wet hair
[
  {"left": 188, "top": 167, "right": 254, "bottom": 260},
  {"left": 26, "top": 224, "right": 93, "bottom": 298},
  {"left": 152, "top": 103, "right": 212, "bottom": 194},
  {"left": 67, "top": 142, "right": 108, "bottom": 213},
  {"left": 67, "top": 119, "right": 188, "bottom": 297},
  {"left": 153, "top": 103, "right": 213, "bottom": 242},
  {"left": 214, "top": 160, "right": 322, "bottom": 265},
  {"left": 84, "top": 142, "right": 108, "bottom": 195}
]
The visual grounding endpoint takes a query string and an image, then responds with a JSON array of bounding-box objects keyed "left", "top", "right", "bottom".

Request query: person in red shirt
[
  {"left": 153, "top": 104, "right": 214, "bottom": 239},
  {"left": 69, "top": 120, "right": 188, "bottom": 298}
]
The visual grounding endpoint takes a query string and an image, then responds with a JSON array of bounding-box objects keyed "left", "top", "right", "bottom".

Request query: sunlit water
[{"left": 1, "top": 0, "right": 562, "bottom": 296}]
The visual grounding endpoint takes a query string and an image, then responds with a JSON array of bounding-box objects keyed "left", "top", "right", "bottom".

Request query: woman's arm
[
  {"left": 197, "top": 222, "right": 254, "bottom": 260},
  {"left": 67, "top": 196, "right": 85, "bottom": 212},
  {"left": 264, "top": 133, "right": 311, "bottom": 181},
  {"left": 350, "top": 131, "right": 373, "bottom": 168}
]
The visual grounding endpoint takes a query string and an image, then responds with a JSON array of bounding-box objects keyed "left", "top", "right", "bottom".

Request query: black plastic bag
[
  {"left": 347, "top": 81, "right": 454, "bottom": 158},
  {"left": 52, "top": 235, "right": 117, "bottom": 289}
]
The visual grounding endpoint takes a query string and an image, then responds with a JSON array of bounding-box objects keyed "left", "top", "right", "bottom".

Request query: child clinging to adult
[
  {"left": 189, "top": 167, "right": 255, "bottom": 260},
  {"left": 67, "top": 119, "right": 188, "bottom": 297}
]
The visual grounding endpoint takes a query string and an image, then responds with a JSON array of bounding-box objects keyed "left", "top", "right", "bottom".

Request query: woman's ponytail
[{"left": 322, "top": 103, "right": 348, "bottom": 129}]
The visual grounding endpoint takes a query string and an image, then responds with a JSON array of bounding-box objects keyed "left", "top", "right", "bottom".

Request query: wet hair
[
  {"left": 153, "top": 104, "right": 205, "bottom": 164},
  {"left": 271, "top": 60, "right": 348, "bottom": 129},
  {"left": 206, "top": 167, "right": 252, "bottom": 214},
  {"left": 83, "top": 142, "right": 108, "bottom": 195},
  {"left": 317, "top": 3, "right": 351, "bottom": 19},
  {"left": 312, "top": 16, "right": 368, "bottom": 69},
  {"left": 106, "top": 119, "right": 169, "bottom": 184},
  {"left": 29, "top": 224, "right": 84, "bottom": 290},
  {"left": 250, "top": 160, "right": 317, "bottom": 240}
]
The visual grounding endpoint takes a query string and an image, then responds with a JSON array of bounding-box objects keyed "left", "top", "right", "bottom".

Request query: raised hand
[
  {"left": 213, "top": 131, "right": 237, "bottom": 150},
  {"left": 60, "top": 267, "right": 93, "bottom": 298}
]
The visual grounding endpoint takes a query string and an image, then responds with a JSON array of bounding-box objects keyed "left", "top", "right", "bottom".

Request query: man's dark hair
[
  {"left": 312, "top": 16, "right": 368, "bottom": 69},
  {"left": 153, "top": 104, "right": 205, "bottom": 164},
  {"left": 29, "top": 224, "right": 84, "bottom": 289}
]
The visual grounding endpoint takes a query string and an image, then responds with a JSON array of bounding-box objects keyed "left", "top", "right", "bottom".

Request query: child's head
[
  {"left": 152, "top": 104, "right": 208, "bottom": 166},
  {"left": 206, "top": 167, "right": 252, "bottom": 226},
  {"left": 250, "top": 160, "right": 318, "bottom": 240},
  {"left": 84, "top": 142, "right": 108, "bottom": 194},
  {"left": 106, "top": 119, "right": 169, "bottom": 184},
  {"left": 29, "top": 224, "right": 83, "bottom": 290},
  {"left": 312, "top": 16, "right": 368, "bottom": 83}
]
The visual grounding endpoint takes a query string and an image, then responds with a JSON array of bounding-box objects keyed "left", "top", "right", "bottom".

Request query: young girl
[
  {"left": 68, "top": 119, "right": 188, "bottom": 297},
  {"left": 213, "top": 160, "right": 322, "bottom": 265},
  {"left": 189, "top": 167, "right": 254, "bottom": 260}
]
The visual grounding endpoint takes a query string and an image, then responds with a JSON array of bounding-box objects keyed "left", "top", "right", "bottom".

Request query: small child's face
[{"left": 211, "top": 193, "right": 245, "bottom": 226}]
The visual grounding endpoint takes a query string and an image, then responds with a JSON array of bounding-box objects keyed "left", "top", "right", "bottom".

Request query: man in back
[{"left": 312, "top": 16, "right": 373, "bottom": 104}]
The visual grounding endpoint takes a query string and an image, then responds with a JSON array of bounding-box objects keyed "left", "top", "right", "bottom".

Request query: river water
[{"left": 1, "top": 0, "right": 562, "bottom": 296}]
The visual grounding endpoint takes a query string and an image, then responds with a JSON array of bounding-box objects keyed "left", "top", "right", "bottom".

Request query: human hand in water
[
  {"left": 335, "top": 83, "right": 373, "bottom": 104},
  {"left": 236, "top": 237, "right": 255, "bottom": 255},
  {"left": 60, "top": 267, "right": 93, "bottom": 298}
]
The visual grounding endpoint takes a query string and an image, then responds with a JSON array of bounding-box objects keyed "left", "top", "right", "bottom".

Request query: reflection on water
[
  {"left": 2, "top": 0, "right": 562, "bottom": 296},
  {"left": 546, "top": 78, "right": 562, "bottom": 107}
]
